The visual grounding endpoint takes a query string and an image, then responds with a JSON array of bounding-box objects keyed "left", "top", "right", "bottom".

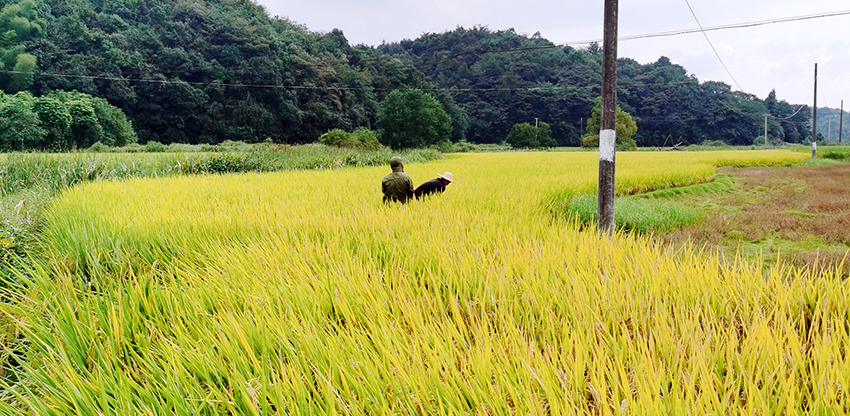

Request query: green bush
[
  {"left": 318, "top": 129, "right": 354, "bottom": 147},
  {"left": 506, "top": 122, "right": 556, "bottom": 149},
  {"left": 145, "top": 141, "right": 167, "bottom": 152},
  {"left": 351, "top": 128, "right": 381, "bottom": 150},
  {"left": 87, "top": 141, "right": 110, "bottom": 153},
  {"left": 319, "top": 128, "right": 382, "bottom": 150}
]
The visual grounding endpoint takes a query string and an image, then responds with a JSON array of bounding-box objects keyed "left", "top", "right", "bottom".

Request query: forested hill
[
  {"left": 2, "top": 0, "right": 814, "bottom": 146},
  {"left": 379, "top": 27, "right": 812, "bottom": 146},
  {"left": 3, "top": 0, "right": 433, "bottom": 144}
]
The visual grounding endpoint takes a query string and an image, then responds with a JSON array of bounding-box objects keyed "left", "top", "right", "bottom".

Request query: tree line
[{"left": 0, "top": 0, "right": 819, "bottom": 149}]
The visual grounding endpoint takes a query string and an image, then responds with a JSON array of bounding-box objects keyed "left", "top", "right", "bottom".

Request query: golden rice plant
[{"left": 7, "top": 150, "right": 849, "bottom": 415}]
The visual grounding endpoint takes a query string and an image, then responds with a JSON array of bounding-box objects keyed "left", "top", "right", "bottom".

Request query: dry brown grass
[{"left": 665, "top": 163, "right": 850, "bottom": 273}]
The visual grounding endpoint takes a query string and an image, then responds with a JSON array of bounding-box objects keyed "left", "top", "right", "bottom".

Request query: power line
[
  {"left": 445, "top": 10, "right": 850, "bottom": 58},
  {"left": 683, "top": 0, "right": 743, "bottom": 91},
  {"left": 2, "top": 9, "right": 846, "bottom": 96},
  {"left": 0, "top": 68, "right": 741, "bottom": 92},
  {"left": 768, "top": 103, "right": 808, "bottom": 120}
]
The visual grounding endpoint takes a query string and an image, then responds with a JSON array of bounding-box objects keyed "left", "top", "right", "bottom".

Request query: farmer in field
[
  {"left": 414, "top": 172, "right": 453, "bottom": 199},
  {"left": 381, "top": 156, "right": 415, "bottom": 203}
]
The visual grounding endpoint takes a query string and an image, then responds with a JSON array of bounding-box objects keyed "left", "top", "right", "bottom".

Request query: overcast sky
[{"left": 258, "top": 0, "right": 850, "bottom": 110}]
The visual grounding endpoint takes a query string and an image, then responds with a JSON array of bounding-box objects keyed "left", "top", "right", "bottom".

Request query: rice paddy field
[{"left": 4, "top": 149, "right": 850, "bottom": 415}]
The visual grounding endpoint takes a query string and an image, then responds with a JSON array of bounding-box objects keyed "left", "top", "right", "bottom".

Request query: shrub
[
  {"left": 145, "top": 141, "right": 167, "bottom": 153},
  {"left": 506, "top": 122, "right": 556, "bottom": 149},
  {"left": 701, "top": 140, "right": 728, "bottom": 147},
  {"left": 319, "top": 128, "right": 382, "bottom": 150},
  {"left": 318, "top": 129, "right": 356, "bottom": 148},
  {"left": 87, "top": 141, "right": 110, "bottom": 153},
  {"left": 351, "top": 128, "right": 381, "bottom": 150}
]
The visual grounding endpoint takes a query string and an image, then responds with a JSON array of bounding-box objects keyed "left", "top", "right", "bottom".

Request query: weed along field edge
[{"left": 6, "top": 150, "right": 850, "bottom": 414}]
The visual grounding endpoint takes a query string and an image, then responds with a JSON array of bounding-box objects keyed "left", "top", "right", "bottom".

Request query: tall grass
[{"left": 8, "top": 150, "right": 848, "bottom": 415}]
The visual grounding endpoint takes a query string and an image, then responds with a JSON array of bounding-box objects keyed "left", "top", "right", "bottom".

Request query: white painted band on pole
[
  {"left": 599, "top": 129, "right": 616, "bottom": 162},
  {"left": 812, "top": 142, "right": 817, "bottom": 151}
]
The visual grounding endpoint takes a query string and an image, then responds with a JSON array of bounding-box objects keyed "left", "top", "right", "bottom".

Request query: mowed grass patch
[
  {"left": 9, "top": 150, "right": 849, "bottom": 415},
  {"left": 666, "top": 163, "right": 850, "bottom": 273}
]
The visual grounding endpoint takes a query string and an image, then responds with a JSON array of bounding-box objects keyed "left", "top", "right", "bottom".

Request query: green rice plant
[
  {"left": 563, "top": 195, "right": 701, "bottom": 233},
  {"left": 6, "top": 149, "right": 844, "bottom": 415}
]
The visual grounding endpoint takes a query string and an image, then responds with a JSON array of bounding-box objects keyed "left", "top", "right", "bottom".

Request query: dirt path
[{"left": 667, "top": 163, "right": 850, "bottom": 273}]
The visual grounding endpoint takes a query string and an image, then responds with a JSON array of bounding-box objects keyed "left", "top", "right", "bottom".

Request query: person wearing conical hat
[{"left": 413, "top": 171, "right": 453, "bottom": 199}]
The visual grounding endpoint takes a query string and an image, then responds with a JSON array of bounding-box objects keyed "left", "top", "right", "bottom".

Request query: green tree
[
  {"left": 66, "top": 99, "right": 103, "bottom": 149},
  {"left": 9, "top": 52, "right": 35, "bottom": 92},
  {"left": 505, "top": 122, "right": 556, "bottom": 149},
  {"left": 0, "top": 0, "right": 44, "bottom": 93},
  {"left": 33, "top": 96, "right": 72, "bottom": 150},
  {"left": 91, "top": 97, "right": 136, "bottom": 147},
  {"left": 377, "top": 89, "right": 452, "bottom": 149},
  {"left": 0, "top": 91, "right": 44, "bottom": 150},
  {"left": 582, "top": 98, "right": 637, "bottom": 150}
]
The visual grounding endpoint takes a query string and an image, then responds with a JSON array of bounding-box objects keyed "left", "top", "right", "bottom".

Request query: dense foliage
[
  {"left": 505, "top": 121, "right": 556, "bottom": 149},
  {"left": 1, "top": 0, "right": 460, "bottom": 144},
  {"left": 317, "top": 128, "right": 381, "bottom": 150},
  {"left": 0, "top": 90, "right": 135, "bottom": 150},
  {"left": 377, "top": 89, "right": 452, "bottom": 149},
  {"left": 0, "top": 0, "right": 822, "bottom": 147},
  {"left": 581, "top": 98, "right": 637, "bottom": 150},
  {"left": 380, "top": 28, "right": 814, "bottom": 147}
]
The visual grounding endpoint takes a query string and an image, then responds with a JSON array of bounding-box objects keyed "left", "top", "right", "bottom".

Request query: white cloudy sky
[{"left": 257, "top": 0, "right": 850, "bottom": 108}]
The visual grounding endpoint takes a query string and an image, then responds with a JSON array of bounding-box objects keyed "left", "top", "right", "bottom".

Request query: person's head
[
  {"left": 390, "top": 156, "right": 404, "bottom": 172},
  {"left": 438, "top": 171, "right": 453, "bottom": 185}
]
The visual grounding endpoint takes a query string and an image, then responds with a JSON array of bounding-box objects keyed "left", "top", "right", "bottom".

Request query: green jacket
[{"left": 382, "top": 167, "right": 414, "bottom": 203}]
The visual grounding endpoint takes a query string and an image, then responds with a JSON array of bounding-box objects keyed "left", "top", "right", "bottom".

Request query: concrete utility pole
[
  {"left": 598, "top": 0, "right": 619, "bottom": 236},
  {"left": 812, "top": 63, "right": 818, "bottom": 159},
  {"left": 840, "top": 100, "right": 844, "bottom": 143},
  {"left": 764, "top": 114, "right": 768, "bottom": 149}
]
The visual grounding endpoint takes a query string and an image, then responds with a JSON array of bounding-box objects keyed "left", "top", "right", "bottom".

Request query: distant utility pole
[
  {"left": 764, "top": 114, "right": 768, "bottom": 149},
  {"left": 598, "top": 0, "right": 619, "bottom": 237},
  {"left": 812, "top": 63, "right": 817, "bottom": 159},
  {"left": 840, "top": 100, "right": 844, "bottom": 143},
  {"left": 535, "top": 117, "right": 539, "bottom": 143}
]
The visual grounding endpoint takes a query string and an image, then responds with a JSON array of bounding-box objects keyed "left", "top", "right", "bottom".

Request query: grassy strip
[
  {"left": 560, "top": 174, "right": 734, "bottom": 233},
  {"left": 563, "top": 195, "right": 701, "bottom": 233}
]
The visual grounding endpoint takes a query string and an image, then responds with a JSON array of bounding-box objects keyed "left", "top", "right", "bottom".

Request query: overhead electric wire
[
  {"left": 1, "top": 9, "right": 846, "bottom": 94},
  {"left": 448, "top": 9, "right": 850, "bottom": 58},
  {"left": 768, "top": 102, "right": 808, "bottom": 120},
  {"left": 683, "top": 0, "right": 743, "bottom": 91},
  {"left": 0, "top": 68, "right": 742, "bottom": 92}
]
